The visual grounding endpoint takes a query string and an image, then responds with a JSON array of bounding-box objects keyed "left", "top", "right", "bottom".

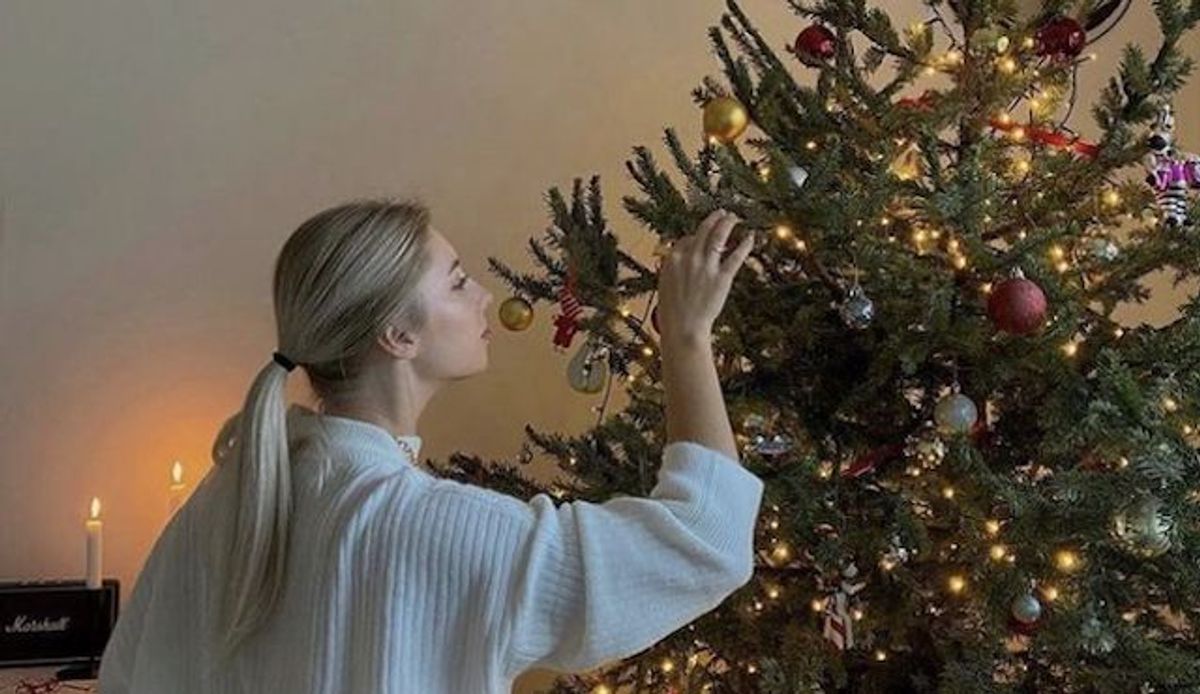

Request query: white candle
[
  {"left": 167, "top": 460, "right": 185, "bottom": 517},
  {"left": 85, "top": 497, "right": 102, "bottom": 589}
]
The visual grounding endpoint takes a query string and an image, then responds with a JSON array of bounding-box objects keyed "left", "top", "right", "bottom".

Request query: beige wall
[{"left": 1, "top": 1, "right": 1195, "bottom": 690}]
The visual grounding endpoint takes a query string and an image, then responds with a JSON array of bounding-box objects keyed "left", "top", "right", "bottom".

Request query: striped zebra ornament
[{"left": 1144, "top": 103, "right": 1200, "bottom": 228}]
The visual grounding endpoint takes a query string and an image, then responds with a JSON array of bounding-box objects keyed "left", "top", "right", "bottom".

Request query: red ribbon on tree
[
  {"left": 988, "top": 117, "right": 1099, "bottom": 158},
  {"left": 552, "top": 265, "right": 584, "bottom": 350},
  {"left": 841, "top": 442, "right": 905, "bottom": 478},
  {"left": 896, "top": 89, "right": 940, "bottom": 111}
]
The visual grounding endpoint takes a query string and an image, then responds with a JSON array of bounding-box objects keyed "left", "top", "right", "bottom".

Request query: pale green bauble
[
  {"left": 566, "top": 338, "right": 608, "bottom": 394},
  {"left": 934, "top": 393, "right": 978, "bottom": 435}
]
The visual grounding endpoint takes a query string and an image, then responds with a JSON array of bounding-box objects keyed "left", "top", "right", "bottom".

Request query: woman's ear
[{"left": 378, "top": 323, "right": 419, "bottom": 361}]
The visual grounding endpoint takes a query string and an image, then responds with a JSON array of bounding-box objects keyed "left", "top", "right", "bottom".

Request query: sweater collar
[{"left": 286, "top": 403, "right": 422, "bottom": 468}]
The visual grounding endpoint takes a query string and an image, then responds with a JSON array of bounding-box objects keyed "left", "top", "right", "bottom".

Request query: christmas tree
[{"left": 430, "top": 0, "right": 1200, "bottom": 691}]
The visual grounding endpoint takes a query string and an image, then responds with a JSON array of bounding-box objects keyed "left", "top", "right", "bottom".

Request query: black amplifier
[{"left": 0, "top": 579, "right": 120, "bottom": 668}]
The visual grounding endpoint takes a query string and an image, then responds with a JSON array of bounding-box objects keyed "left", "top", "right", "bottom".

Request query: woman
[{"left": 97, "top": 200, "right": 763, "bottom": 693}]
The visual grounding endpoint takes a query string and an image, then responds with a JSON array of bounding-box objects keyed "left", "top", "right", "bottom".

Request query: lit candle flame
[
  {"left": 89, "top": 497, "right": 101, "bottom": 520},
  {"left": 171, "top": 460, "right": 184, "bottom": 485}
]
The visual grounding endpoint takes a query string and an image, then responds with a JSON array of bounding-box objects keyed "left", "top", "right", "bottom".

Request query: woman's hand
[{"left": 655, "top": 209, "right": 756, "bottom": 345}]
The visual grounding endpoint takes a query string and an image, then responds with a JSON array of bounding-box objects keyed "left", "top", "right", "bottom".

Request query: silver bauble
[
  {"left": 839, "top": 284, "right": 875, "bottom": 329},
  {"left": 1011, "top": 593, "right": 1043, "bottom": 624},
  {"left": 934, "top": 393, "right": 979, "bottom": 435},
  {"left": 1112, "top": 494, "right": 1173, "bottom": 557},
  {"left": 788, "top": 165, "right": 810, "bottom": 189}
]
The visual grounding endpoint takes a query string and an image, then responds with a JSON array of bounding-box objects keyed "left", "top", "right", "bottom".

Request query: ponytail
[
  {"left": 213, "top": 357, "right": 294, "bottom": 662},
  {"left": 207, "top": 197, "right": 433, "bottom": 661}
]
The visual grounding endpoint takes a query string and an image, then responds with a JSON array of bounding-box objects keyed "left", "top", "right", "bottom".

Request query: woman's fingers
[
  {"left": 705, "top": 211, "right": 740, "bottom": 268},
  {"left": 719, "top": 227, "right": 756, "bottom": 276},
  {"left": 695, "top": 209, "right": 726, "bottom": 242},
  {"left": 678, "top": 209, "right": 725, "bottom": 254},
  {"left": 656, "top": 208, "right": 751, "bottom": 342}
]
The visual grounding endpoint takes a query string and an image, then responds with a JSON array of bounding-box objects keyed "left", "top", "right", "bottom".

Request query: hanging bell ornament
[
  {"left": 839, "top": 284, "right": 875, "bottom": 329},
  {"left": 702, "top": 96, "right": 750, "bottom": 144},
  {"left": 1111, "top": 494, "right": 1173, "bottom": 557},
  {"left": 566, "top": 337, "right": 609, "bottom": 394},
  {"left": 498, "top": 296, "right": 534, "bottom": 331},
  {"left": 934, "top": 392, "right": 979, "bottom": 436}
]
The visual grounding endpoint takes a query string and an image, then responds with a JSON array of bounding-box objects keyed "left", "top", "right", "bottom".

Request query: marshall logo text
[{"left": 4, "top": 615, "right": 72, "bottom": 634}]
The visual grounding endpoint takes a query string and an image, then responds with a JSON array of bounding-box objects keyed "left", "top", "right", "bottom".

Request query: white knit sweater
[{"left": 98, "top": 404, "right": 765, "bottom": 693}]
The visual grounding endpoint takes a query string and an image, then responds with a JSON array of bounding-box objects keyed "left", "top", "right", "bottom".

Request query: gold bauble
[
  {"left": 498, "top": 296, "right": 534, "bottom": 331},
  {"left": 702, "top": 96, "right": 750, "bottom": 143}
]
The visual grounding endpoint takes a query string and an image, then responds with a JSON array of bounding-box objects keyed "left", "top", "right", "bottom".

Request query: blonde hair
[{"left": 209, "top": 198, "right": 433, "bottom": 662}]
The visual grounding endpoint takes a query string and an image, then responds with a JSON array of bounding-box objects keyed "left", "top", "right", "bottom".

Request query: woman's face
[{"left": 406, "top": 227, "right": 494, "bottom": 382}]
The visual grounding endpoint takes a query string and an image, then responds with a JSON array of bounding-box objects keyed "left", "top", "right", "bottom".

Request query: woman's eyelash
[{"left": 455, "top": 274, "right": 470, "bottom": 289}]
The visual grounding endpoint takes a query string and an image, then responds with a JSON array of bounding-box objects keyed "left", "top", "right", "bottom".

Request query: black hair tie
[{"left": 272, "top": 351, "right": 297, "bottom": 372}]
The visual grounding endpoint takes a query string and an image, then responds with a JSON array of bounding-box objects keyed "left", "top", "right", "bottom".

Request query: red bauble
[
  {"left": 987, "top": 277, "right": 1048, "bottom": 335},
  {"left": 794, "top": 24, "right": 837, "bottom": 62},
  {"left": 1035, "top": 17, "right": 1086, "bottom": 58}
]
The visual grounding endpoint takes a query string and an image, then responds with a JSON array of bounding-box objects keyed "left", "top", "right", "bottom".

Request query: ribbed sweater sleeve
[{"left": 479, "top": 440, "right": 765, "bottom": 677}]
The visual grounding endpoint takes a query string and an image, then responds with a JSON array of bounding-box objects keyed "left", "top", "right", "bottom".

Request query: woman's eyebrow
[{"left": 447, "top": 258, "right": 461, "bottom": 276}]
